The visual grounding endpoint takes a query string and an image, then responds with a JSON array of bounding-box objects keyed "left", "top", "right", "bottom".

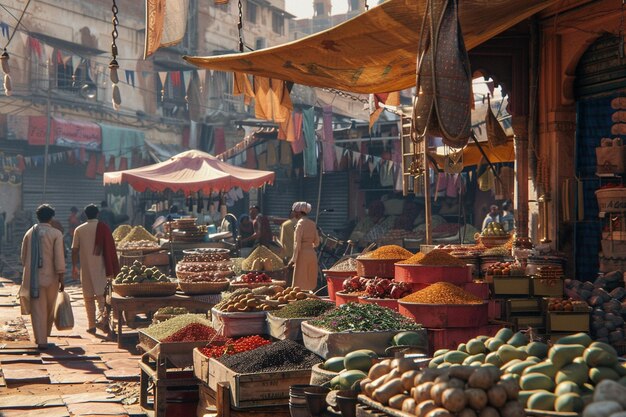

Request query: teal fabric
[
  {"left": 99, "top": 124, "right": 145, "bottom": 162},
  {"left": 302, "top": 107, "right": 317, "bottom": 177}
]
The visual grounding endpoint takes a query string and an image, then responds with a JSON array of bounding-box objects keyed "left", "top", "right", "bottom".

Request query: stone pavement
[{"left": 0, "top": 275, "right": 146, "bottom": 417}]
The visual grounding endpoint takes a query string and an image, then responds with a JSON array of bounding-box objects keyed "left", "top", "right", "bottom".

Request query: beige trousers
[
  {"left": 30, "top": 283, "right": 59, "bottom": 345},
  {"left": 83, "top": 294, "right": 105, "bottom": 330}
]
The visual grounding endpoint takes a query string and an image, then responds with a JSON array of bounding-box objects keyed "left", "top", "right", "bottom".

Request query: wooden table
[{"left": 109, "top": 292, "right": 220, "bottom": 347}]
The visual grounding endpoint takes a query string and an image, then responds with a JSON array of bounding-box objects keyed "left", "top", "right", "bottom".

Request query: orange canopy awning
[
  {"left": 184, "top": 0, "right": 556, "bottom": 94},
  {"left": 103, "top": 150, "right": 275, "bottom": 194}
]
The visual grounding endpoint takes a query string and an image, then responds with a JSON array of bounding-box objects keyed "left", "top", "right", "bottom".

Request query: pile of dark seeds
[{"left": 218, "top": 339, "right": 321, "bottom": 373}]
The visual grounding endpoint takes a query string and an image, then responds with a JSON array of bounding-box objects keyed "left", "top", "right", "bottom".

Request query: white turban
[{"left": 292, "top": 201, "right": 312, "bottom": 214}]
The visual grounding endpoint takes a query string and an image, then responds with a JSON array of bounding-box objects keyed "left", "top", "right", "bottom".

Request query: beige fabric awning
[{"left": 184, "top": 0, "right": 556, "bottom": 94}]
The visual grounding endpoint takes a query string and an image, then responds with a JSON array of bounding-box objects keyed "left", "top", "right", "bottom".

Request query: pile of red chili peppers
[{"left": 199, "top": 335, "right": 271, "bottom": 358}]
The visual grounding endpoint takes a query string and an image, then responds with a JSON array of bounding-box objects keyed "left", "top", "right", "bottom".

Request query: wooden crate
[
  {"left": 207, "top": 358, "right": 312, "bottom": 408},
  {"left": 193, "top": 348, "right": 210, "bottom": 383},
  {"left": 504, "top": 298, "right": 541, "bottom": 316},
  {"left": 546, "top": 332, "right": 583, "bottom": 344},
  {"left": 197, "top": 382, "right": 290, "bottom": 417},
  {"left": 532, "top": 278, "right": 564, "bottom": 297},
  {"left": 491, "top": 276, "right": 531, "bottom": 296},
  {"left": 513, "top": 315, "right": 545, "bottom": 331},
  {"left": 547, "top": 311, "right": 590, "bottom": 333}
]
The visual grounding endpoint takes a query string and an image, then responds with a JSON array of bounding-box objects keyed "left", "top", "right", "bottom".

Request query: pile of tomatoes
[{"left": 199, "top": 335, "right": 271, "bottom": 358}]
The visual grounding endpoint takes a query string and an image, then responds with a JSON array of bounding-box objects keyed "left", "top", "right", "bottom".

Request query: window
[
  {"left": 255, "top": 37, "right": 266, "bottom": 50},
  {"left": 349, "top": 0, "right": 360, "bottom": 11},
  {"left": 272, "top": 11, "right": 284, "bottom": 35},
  {"left": 156, "top": 72, "right": 187, "bottom": 118},
  {"left": 246, "top": 0, "right": 257, "bottom": 24}
]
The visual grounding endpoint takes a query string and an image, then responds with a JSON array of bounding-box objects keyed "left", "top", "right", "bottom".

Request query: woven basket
[
  {"left": 112, "top": 282, "right": 178, "bottom": 297},
  {"left": 178, "top": 280, "right": 230, "bottom": 295},
  {"left": 241, "top": 268, "right": 289, "bottom": 282},
  {"left": 229, "top": 280, "right": 287, "bottom": 289},
  {"left": 479, "top": 235, "right": 510, "bottom": 248}
]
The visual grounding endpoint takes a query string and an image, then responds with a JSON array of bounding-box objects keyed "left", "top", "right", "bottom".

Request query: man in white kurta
[
  {"left": 288, "top": 202, "right": 320, "bottom": 291},
  {"left": 72, "top": 204, "right": 108, "bottom": 333},
  {"left": 19, "top": 204, "right": 66, "bottom": 349}
]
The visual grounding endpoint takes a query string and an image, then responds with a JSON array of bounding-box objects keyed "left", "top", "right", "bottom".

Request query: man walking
[
  {"left": 72, "top": 204, "right": 119, "bottom": 334},
  {"left": 19, "top": 204, "right": 66, "bottom": 350}
]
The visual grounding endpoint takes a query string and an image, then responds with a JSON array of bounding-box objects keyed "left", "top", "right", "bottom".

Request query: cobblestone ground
[{"left": 0, "top": 253, "right": 146, "bottom": 417}]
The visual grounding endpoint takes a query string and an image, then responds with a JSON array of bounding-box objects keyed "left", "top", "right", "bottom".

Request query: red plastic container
[
  {"left": 397, "top": 301, "right": 489, "bottom": 328},
  {"left": 323, "top": 270, "right": 356, "bottom": 301},
  {"left": 463, "top": 281, "right": 490, "bottom": 300},
  {"left": 335, "top": 291, "right": 360, "bottom": 306},
  {"left": 358, "top": 296, "right": 399, "bottom": 311},
  {"left": 394, "top": 264, "right": 472, "bottom": 285},
  {"left": 356, "top": 258, "right": 402, "bottom": 278},
  {"left": 428, "top": 323, "right": 506, "bottom": 353}
]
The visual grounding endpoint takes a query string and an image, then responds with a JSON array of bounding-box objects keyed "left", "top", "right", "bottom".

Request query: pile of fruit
[
  {"left": 114, "top": 260, "right": 169, "bottom": 284},
  {"left": 266, "top": 286, "right": 310, "bottom": 303},
  {"left": 429, "top": 330, "right": 626, "bottom": 414},
  {"left": 583, "top": 380, "right": 626, "bottom": 417},
  {"left": 214, "top": 292, "right": 277, "bottom": 312},
  {"left": 546, "top": 298, "right": 589, "bottom": 312},
  {"left": 361, "top": 353, "right": 524, "bottom": 417},
  {"left": 486, "top": 261, "right": 525, "bottom": 276},
  {"left": 342, "top": 276, "right": 368, "bottom": 293},
  {"left": 364, "top": 278, "right": 412, "bottom": 299},
  {"left": 177, "top": 262, "right": 231, "bottom": 273},
  {"left": 199, "top": 335, "right": 271, "bottom": 359},
  {"left": 565, "top": 274, "right": 626, "bottom": 346},
  {"left": 482, "top": 222, "right": 508, "bottom": 237},
  {"left": 234, "top": 272, "right": 272, "bottom": 283}
]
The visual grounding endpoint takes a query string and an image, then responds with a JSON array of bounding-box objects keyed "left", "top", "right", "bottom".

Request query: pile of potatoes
[
  {"left": 214, "top": 292, "right": 277, "bottom": 312},
  {"left": 583, "top": 379, "right": 626, "bottom": 417},
  {"left": 429, "top": 329, "right": 626, "bottom": 413},
  {"left": 266, "top": 286, "right": 311, "bottom": 303},
  {"left": 360, "top": 357, "right": 524, "bottom": 417}
]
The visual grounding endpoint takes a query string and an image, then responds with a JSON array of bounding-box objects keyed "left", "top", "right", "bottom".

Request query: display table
[{"left": 109, "top": 292, "right": 220, "bottom": 347}]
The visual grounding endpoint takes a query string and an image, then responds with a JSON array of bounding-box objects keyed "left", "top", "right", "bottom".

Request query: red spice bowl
[
  {"left": 358, "top": 296, "right": 399, "bottom": 311},
  {"left": 334, "top": 291, "right": 360, "bottom": 306},
  {"left": 323, "top": 270, "right": 356, "bottom": 301},
  {"left": 397, "top": 301, "right": 488, "bottom": 328}
]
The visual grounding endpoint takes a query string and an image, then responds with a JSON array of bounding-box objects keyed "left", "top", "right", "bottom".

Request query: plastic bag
[{"left": 54, "top": 291, "right": 74, "bottom": 331}]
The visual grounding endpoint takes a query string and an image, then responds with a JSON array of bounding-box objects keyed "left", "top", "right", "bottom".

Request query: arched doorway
[{"left": 574, "top": 34, "right": 626, "bottom": 278}]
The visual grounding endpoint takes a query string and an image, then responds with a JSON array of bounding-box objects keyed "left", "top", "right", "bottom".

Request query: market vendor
[
  {"left": 288, "top": 202, "right": 320, "bottom": 291},
  {"left": 349, "top": 200, "right": 395, "bottom": 248}
]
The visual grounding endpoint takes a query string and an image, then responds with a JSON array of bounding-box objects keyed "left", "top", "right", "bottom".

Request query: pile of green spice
[
  {"left": 143, "top": 314, "right": 211, "bottom": 341},
  {"left": 156, "top": 306, "right": 188, "bottom": 315},
  {"left": 308, "top": 303, "right": 421, "bottom": 332},
  {"left": 219, "top": 339, "right": 321, "bottom": 373},
  {"left": 271, "top": 299, "right": 334, "bottom": 318}
]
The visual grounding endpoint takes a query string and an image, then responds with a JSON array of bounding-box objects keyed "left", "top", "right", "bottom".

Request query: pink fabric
[
  {"left": 103, "top": 150, "right": 274, "bottom": 194},
  {"left": 322, "top": 105, "right": 335, "bottom": 172},
  {"left": 290, "top": 112, "right": 305, "bottom": 154}
]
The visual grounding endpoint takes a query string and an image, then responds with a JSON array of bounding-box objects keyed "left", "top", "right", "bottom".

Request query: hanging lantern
[{"left": 109, "top": 0, "right": 121, "bottom": 110}]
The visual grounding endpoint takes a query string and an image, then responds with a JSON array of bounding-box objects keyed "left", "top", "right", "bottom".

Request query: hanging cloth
[
  {"left": 233, "top": 72, "right": 254, "bottom": 105},
  {"left": 271, "top": 79, "right": 293, "bottom": 123},
  {"left": 291, "top": 112, "right": 305, "bottom": 154},
  {"left": 322, "top": 105, "right": 335, "bottom": 172},
  {"left": 253, "top": 76, "right": 272, "bottom": 120},
  {"left": 303, "top": 107, "right": 317, "bottom": 177},
  {"left": 485, "top": 94, "right": 508, "bottom": 148}
]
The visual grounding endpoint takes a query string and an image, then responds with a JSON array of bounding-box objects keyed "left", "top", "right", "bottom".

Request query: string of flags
[{"left": 0, "top": 24, "right": 211, "bottom": 96}]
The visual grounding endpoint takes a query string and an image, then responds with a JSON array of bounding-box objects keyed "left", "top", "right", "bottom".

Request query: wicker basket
[
  {"left": 178, "top": 280, "right": 230, "bottom": 295},
  {"left": 241, "top": 268, "right": 289, "bottom": 282},
  {"left": 112, "top": 282, "right": 178, "bottom": 297},
  {"left": 478, "top": 235, "right": 510, "bottom": 248},
  {"left": 229, "top": 280, "right": 287, "bottom": 289}
]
